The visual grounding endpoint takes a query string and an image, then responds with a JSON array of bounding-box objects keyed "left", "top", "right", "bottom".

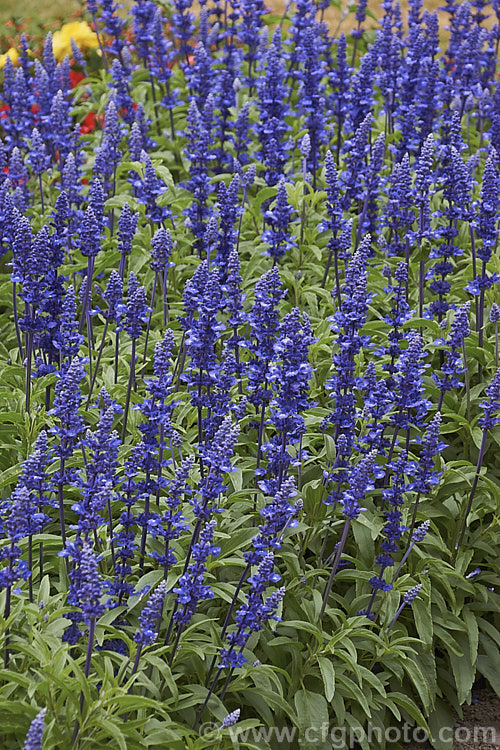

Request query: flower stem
[
  {"left": 452, "top": 429, "right": 488, "bottom": 564},
  {"left": 87, "top": 317, "right": 109, "bottom": 407},
  {"left": 142, "top": 274, "right": 157, "bottom": 366},
  {"left": 386, "top": 602, "right": 405, "bottom": 633},
  {"left": 122, "top": 339, "right": 136, "bottom": 441},
  {"left": 320, "top": 518, "right": 351, "bottom": 618}
]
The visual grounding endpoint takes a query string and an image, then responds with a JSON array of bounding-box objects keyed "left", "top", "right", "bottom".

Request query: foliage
[{"left": 0, "top": 2, "right": 499, "bottom": 749}]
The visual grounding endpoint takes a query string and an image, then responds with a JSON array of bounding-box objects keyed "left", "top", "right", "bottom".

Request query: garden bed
[{"left": 0, "top": 1, "right": 499, "bottom": 749}]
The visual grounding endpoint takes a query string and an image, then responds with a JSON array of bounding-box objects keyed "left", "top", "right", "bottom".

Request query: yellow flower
[
  {"left": 52, "top": 21, "right": 99, "bottom": 62},
  {"left": 0, "top": 48, "right": 19, "bottom": 69}
]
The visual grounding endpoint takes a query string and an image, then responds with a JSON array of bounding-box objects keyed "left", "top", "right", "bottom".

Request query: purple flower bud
[
  {"left": 412, "top": 520, "right": 430, "bottom": 543},
  {"left": 490, "top": 303, "right": 500, "bottom": 323},
  {"left": 23, "top": 709, "right": 46, "bottom": 750},
  {"left": 403, "top": 583, "right": 422, "bottom": 605},
  {"left": 300, "top": 133, "right": 311, "bottom": 159},
  {"left": 478, "top": 367, "right": 500, "bottom": 430},
  {"left": 221, "top": 709, "right": 240, "bottom": 728},
  {"left": 134, "top": 580, "right": 168, "bottom": 646}
]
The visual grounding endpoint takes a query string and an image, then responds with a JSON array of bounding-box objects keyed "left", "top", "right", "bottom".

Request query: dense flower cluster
[{"left": 1, "top": 0, "right": 500, "bottom": 745}]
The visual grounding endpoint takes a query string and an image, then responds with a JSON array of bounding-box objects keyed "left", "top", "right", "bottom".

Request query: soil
[{"left": 404, "top": 691, "right": 500, "bottom": 750}]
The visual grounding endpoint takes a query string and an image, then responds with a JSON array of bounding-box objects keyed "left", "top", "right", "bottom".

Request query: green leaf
[
  {"left": 37, "top": 574, "right": 51, "bottom": 605},
  {"left": 402, "top": 318, "right": 443, "bottom": 336},
  {"left": 324, "top": 433, "right": 336, "bottom": 462},
  {"left": 0, "top": 670, "right": 31, "bottom": 689},
  {"left": 401, "top": 657, "right": 431, "bottom": 714},
  {"left": 352, "top": 517, "right": 375, "bottom": 563},
  {"left": 98, "top": 606, "right": 127, "bottom": 627},
  {"left": 217, "top": 527, "right": 256, "bottom": 559},
  {"left": 263, "top": 13, "right": 285, "bottom": 25},
  {"left": 477, "top": 654, "right": 500, "bottom": 697},
  {"left": 476, "top": 633, "right": 500, "bottom": 696},
  {"left": 143, "top": 655, "right": 179, "bottom": 701},
  {"left": 280, "top": 620, "right": 324, "bottom": 640},
  {"left": 336, "top": 674, "right": 371, "bottom": 718},
  {"left": 448, "top": 633, "right": 474, "bottom": 704},
  {"left": 155, "top": 165, "right": 175, "bottom": 190},
  {"left": 427, "top": 699, "right": 456, "bottom": 750},
  {"left": 247, "top": 688, "right": 298, "bottom": 721},
  {"left": 93, "top": 718, "right": 128, "bottom": 750},
  {"left": 344, "top": 713, "right": 370, "bottom": 750},
  {"left": 462, "top": 607, "right": 480, "bottom": 663},
  {"left": 105, "top": 195, "right": 136, "bottom": 209},
  {"left": 412, "top": 594, "right": 433, "bottom": 649},
  {"left": 253, "top": 186, "right": 279, "bottom": 211},
  {"left": 318, "top": 656, "right": 335, "bottom": 702},
  {"left": 390, "top": 692, "right": 430, "bottom": 731},
  {"left": 129, "top": 571, "right": 164, "bottom": 609},
  {"left": 294, "top": 690, "right": 329, "bottom": 749}
]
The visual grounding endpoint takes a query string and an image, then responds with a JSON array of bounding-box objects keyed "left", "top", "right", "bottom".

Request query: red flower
[
  {"left": 0, "top": 102, "right": 10, "bottom": 120},
  {"left": 70, "top": 70, "right": 85, "bottom": 88},
  {"left": 80, "top": 111, "right": 97, "bottom": 134}
]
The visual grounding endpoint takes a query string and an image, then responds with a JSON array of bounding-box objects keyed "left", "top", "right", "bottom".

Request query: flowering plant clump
[
  {"left": 52, "top": 22, "right": 99, "bottom": 61},
  {"left": 0, "top": 1, "right": 499, "bottom": 748}
]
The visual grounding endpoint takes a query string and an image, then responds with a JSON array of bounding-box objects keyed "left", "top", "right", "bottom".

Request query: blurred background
[{"left": 0, "top": 0, "right": 448, "bottom": 54}]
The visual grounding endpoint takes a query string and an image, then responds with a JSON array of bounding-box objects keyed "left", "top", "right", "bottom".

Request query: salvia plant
[{"left": 0, "top": 2, "right": 499, "bottom": 749}]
